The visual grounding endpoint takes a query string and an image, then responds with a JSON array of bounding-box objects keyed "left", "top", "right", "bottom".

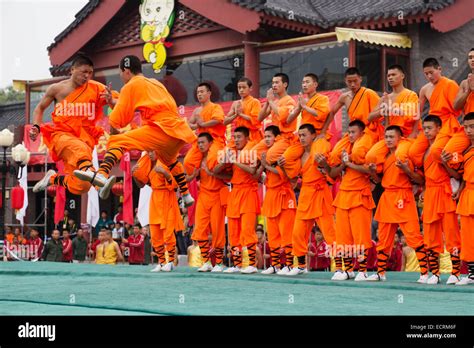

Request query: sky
[{"left": 0, "top": 0, "right": 88, "bottom": 88}]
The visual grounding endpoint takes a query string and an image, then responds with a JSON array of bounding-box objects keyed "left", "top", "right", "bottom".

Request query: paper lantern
[
  {"left": 112, "top": 182, "right": 124, "bottom": 197},
  {"left": 11, "top": 186, "right": 24, "bottom": 210},
  {"left": 47, "top": 185, "right": 57, "bottom": 197}
]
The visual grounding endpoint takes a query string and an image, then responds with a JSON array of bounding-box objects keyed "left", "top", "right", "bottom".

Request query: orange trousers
[
  {"left": 183, "top": 139, "right": 224, "bottom": 174},
  {"left": 266, "top": 209, "right": 295, "bottom": 250},
  {"left": 150, "top": 224, "right": 176, "bottom": 253},
  {"left": 228, "top": 213, "right": 258, "bottom": 248},
  {"left": 192, "top": 189, "right": 225, "bottom": 249},
  {"left": 460, "top": 216, "right": 474, "bottom": 261},
  {"left": 377, "top": 220, "right": 424, "bottom": 255},
  {"left": 335, "top": 205, "right": 372, "bottom": 253},
  {"left": 292, "top": 214, "right": 336, "bottom": 257},
  {"left": 423, "top": 212, "right": 460, "bottom": 255},
  {"left": 50, "top": 132, "right": 93, "bottom": 195}
]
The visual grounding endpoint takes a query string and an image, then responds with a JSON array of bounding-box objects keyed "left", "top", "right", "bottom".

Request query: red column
[{"left": 244, "top": 33, "right": 259, "bottom": 98}]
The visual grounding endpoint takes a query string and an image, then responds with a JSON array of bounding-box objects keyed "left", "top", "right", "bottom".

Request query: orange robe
[
  {"left": 291, "top": 139, "right": 336, "bottom": 259},
  {"left": 229, "top": 95, "right": 262, "bottom": 145},
  {"left": 464, "top": 92, "right": 474, "bottom": 114},
  {"left": 184, "top": 102, "right": 226, "bottom": 174},
  {"left": 42, "top": 80, "right": 111, "bottom": 195},
  {"left": 283, "top": 93, "right": 330, "bottom": 171},
  {"left": 133, "top": 154, "right": 183, "bottom": 253},
  {"left": 374, "top": 150, "right": 424, "bottom": 255},
  {"left": 226, "top": 142, "right": 260, "bottom": 250},
  {"left": 253, "top": 95, "right": 297, "bottom": 163},
  {"left": 409, "top": 77, "right": 468, "bottom": 167},
  {"left": 422, "top": 144, "right": 460, "bottom": 255},
  {"left": 456, "top": 146, "right": 474, "bottom": 261},
  {"left": 329, "top": 136, "right": 375, "bottom": 253}
]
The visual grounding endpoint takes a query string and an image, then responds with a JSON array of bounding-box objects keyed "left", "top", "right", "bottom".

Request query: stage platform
[{"left": 0, "top": 262, "right": 472, "bottom": 316}]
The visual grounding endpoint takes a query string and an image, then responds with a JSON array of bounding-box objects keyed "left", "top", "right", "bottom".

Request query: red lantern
[
  {"left": 111, "top": 182, "right": 124, "bottom": 197},
  {"left": 47, "top": 184, "right": 57, "bottom": 197},
  {"left": 11, "top": 186, "right": 24, "bottom": 210}
]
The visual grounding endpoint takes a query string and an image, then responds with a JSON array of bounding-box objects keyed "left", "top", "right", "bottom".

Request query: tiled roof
[{"left": 0, "top": 102, "right": 25, "bottom": 130}]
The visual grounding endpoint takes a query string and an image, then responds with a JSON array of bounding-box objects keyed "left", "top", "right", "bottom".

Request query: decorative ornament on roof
[{"left": 139, "top": 0, "right": 175, "bottom": 73}]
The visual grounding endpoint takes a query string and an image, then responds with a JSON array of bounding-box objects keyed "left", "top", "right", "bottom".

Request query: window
[
  {"left": 356, "top": 42, "right": 382, "bottom": 92},
  {"left": 259, "top": 41, "right": 349, "bottom": 95}
]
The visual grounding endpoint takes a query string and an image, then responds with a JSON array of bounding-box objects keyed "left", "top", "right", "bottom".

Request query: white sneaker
[
  {"left": 261, "top": 266, "right": 279, "bottom": 274},
  {"left": 211, "top": 264, "right": 223, "bottom": 272},
  {"left": 197, "top": 262, "right": 213, "bottom": 272},
  {"left": 331, "top": 271, "right": 343, "bottom": 280},
  {"left": 417, "top": 274, "right": 429, "bottom": 284},
  {"left": 161, "top": 262, "right": 174, "bottom": 272},
  {"left": 354, "top": 272, "right": 368, "bottom": 282},
  {"left": 73, "top": 170, "right": 107, "bottom": 187},
  {"left": 332, "top": 271, "right": 354, "bottom": 281},
  {"left": 366, "top": 273, "right": 386, "bottom": 281},
  {"left": 427, "top": 275, "right": 440, "bottom": 284},
  {"left": 277, "top": 266, "right": 291, "bottom": 275},
  {"left": 455, "top": 276, "right": 474, "bottom": 286},
  {"left": 98, "top": 175, "right": 117, "bottom": 200},
  {"left": 286, "top": 267, "right": 308, "bottom": 276},
  {"left": 182, "top": 193, "right": 195, "bottom": 207},
  {"left": 33, "top": 170, "right": 56, "bottom": 192},
  {"left": 446, "top": 274, "right": 460, "bottom": 285},
  {"left": 150, "top": 264, "right": 162, "bottom": 272},
  {"left": 223, "top": 266, "right": 240, "bottom": 273},
  {"left": 241, "top": 266, "right": 258, "bottom": 274}
]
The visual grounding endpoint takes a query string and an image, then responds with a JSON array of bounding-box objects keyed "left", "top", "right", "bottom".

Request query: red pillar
[{"left": 244, "top": 33, "right": 259, "bottom": 98}]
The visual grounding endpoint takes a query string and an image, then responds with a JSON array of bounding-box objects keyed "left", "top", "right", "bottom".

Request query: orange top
[
  {"left": 387, "top": 88, "right": 420, "bottom": 137},
  {"left": 234, "top": 95, "right": 262, "bottom": 132},
  {"left": 133, "top": 154, "right": 184, "bottom": 230},
  {"left": 109, "top": 75, "right": 196, "bottom": 143},
  {"left": 329, "top": 137, "right": 375, "bottom": 210},
  {"left": 301, "top": 93, "right": 330, "bottom": 131},
  {"left": 429, "top": 77, "right": 461, "bottom": 123},
  {"left": 348, "top": 87, "right": 380, "bottom": 124},
  {"left": 422, "top": 147, "right": 457, "bottom": 222},
  {"left": 457, "top": 146, "right": 474, "bottom": 216},
  {"left": 197, "top": 102, "right": 226, "bottom": 142},
  {"left": 261, "top": 161, "right": 296, "bottom": 218},
  {"left": 374, "top": 151, "right": 418, "bottom": 223},
  {"left": 270, "top": 95, "right": 297, "bottom": 134},
  {"left": 464, "top": 92, "right": 474, "bottom": 114}
]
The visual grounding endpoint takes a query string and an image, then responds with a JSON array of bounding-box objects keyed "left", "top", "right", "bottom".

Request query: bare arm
[
  {"left": 287, "top": 102, "right": 302, "bottom": 124},
  {"left": 367, "top": 97, "right": 384, "bottom": 122},
  {"left": 319, "top": 96, "right": 345, "bottom": 136},
  {"left": 440, "top": 151, "right": 462, "bottom": 180},
  {"left": 258, "top": 101, "right": 271, "bottom": 122},
  {"left": 115, "top": 243, "right": 124, "bottom": 262},
  {"left": 396, "top": 160, "right": 424, "bottom": 185},
  {"left": 32, "top": 84, "right": 57, "bottom": 125},
  {"left": 199, "top": 119, "right": 221, "bottom": 128},
  {"left": 233, "top": 161, "right": 257, "bottom": 175},
  {"left": 453, "top": 79, "right": 471, "bottom": 111}
]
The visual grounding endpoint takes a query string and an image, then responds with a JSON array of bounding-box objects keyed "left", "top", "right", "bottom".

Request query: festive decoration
[
  {"left": 112, "top": 182, "right": 124, "bottom": 197},
  {"left": 47, "top": 185, "right": 57, "bottom": 197},
  {"left": 11, "top": 186, "right": 25, "bottom": 210}
]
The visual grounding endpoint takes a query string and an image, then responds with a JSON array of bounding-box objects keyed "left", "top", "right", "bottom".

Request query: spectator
[
  {"left": 72, "top": 228, "right": 88, "bottom": 262},
  {"left": 308, "top": 228, "right": 330, "bottom": 271},
  {"left": 13, "top": 227, "right": 27, "bottom": 245},
  {"left": 113, "top": 206, "right": 124, "bottom": 223},
  {"left": 142, "top": 225, "right": 151, "bottom": 265},
  {"left": 95, "top": 211, "right": 114, "bottom": 237},
  {"left": 387, "top": 232, "right": 403, "bottom": 271},
  {"left": 27, "top": 228, "right": 43, "bottom": 260},
  {"left": 122, "top": 224, "right": 145, "bottom": 265},
  {"left": 401, "top": 235, "right": 420, "bottom": 272},
  {"left": 111, "top": 222, "right": 125, "bottom": 243},
  {"left": 62, "top": 230, "right": 73, "bottom": 263},
  {"left": 256, "top": 228, "right": 270, "bottom": 269},
  {"left": 124, "top": 223, "right": 133, "bottom": 238},
  {"left": 89, "top": 231, "right": 104, "bottom": 260},
  {"left": 5, "top": 235, "right": 21, "bottom": 261},
  {"left": 58, "top": 210, "right": 70, "bottom": 232},
  {"left": 42, "top": 230, "right": 63, "bottom": 262},
  {"left": 96, "top": 230, "right": 123, "bottom": 265},
  {"left": 67, "top": 219, "right": 78, "bottom": 234},
  {"left": 4, "top": 227, "right": 14, "bottom": 244}
]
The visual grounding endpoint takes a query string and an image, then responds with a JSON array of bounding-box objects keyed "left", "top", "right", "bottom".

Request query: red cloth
[
  {"left": 120, "top": 152, "right": 133, "bottom": 225},
  {"left": 114, "top": 212, "right": 124, "bottom": 223},
  {"left": 54, "top": 161, "right": 66, "bottom": 225},
  {"left": 62, "top": 238, "right": 73, "bottom": 262},
  {"left": 125, "top": 233, "right": 145, "bottom": 264},
  {"left": 27, "top": 237, "right": 43, "bottom": 260},
  {"left": 387, "top": 242, "right": 403, "bottom": 271},
  {"left": 309, "top": 233, "right": 331, "bottom": 270},
  {"left": 187, "top": 179, "right": 199, "bottom": 226}
]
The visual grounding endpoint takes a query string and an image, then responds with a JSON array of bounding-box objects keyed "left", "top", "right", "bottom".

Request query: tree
[{"left": 0, "top": 86, "right": 25, "bottom": 104}]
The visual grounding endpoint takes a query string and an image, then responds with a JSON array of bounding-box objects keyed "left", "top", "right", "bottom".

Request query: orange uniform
[
  {"left": 290, "top": 139, "right": 336, "bottom": 267},
  {"left": 132, "top": 154, "right": 183, "bottom": 265},
  {"left": 329, "top": 134, "right": 375, "bottom": 273},
  {"left": 226, "top": 142, "right": 260, "bottom": 268},
  {"left": 192, "top": 150, "right": 228, "bottom": 266},
  {"left": 464, "top": 92, "right": 474, "bottom": 114},
  {"left": 228, "top": 95, "right": 262, "bottom": 145},
  {"left": 283, "top": 93, "right": 330, "bottom": 170},
  {"left": 457, "top": 146, "right": 474, "bottom": 262},
  {"left": 421, "top": 140, "right": 461, "bottom": 276},
  {"left": 373, "top": 149, "right": 428, "bottom": 275},
  {"left": 261, "top": 150, "right": 296, "bottom": 269},
  {"left": 366, "top": 89, "right": 420, "bottom": 167},
  {"left": 332, "top": 87, "right": 380, "bottom": 168},
  {"left": 98, "top": 75, "right": 196, "bottom": 195},
  {"left": 253, "top": 95, "right": 297, "bottom": 163},
  {"left": 184, "top": 102, "right": 226, "bottom": 174},
  {"left": 42, "top": 80, "right": 111, "bottom": 195},
  {"left": 409, "top": 77, "right": 469, "bottom": 167}
]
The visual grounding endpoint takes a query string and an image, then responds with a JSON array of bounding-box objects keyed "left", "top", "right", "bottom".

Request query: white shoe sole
[
  {"left": 33, "top": 170, "right": 56, "bottom": 193},
  {"left": 73, "top": 170, "right": 106, "bottom": 187},
  {"left": 99, "top": 176, "right": 116, "bottom": 200}
]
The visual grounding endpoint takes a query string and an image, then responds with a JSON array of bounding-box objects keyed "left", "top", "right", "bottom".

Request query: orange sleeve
[
  {"left": 211, "top": 104, "right": 225, "bottom": 122},
  {"left": 249, "top": 99, "right": 262, "bottom": 127},
  {"left": 367, "top": 89, "right": 381, "bottom": 112},
  {"left": 313, "top": 95, "right": 330, "bottom": 122},
  {"left": 279, "top": 97, "right": 297, "bottom": 125},
  {"left": 133, "top": 154, "right": 152, "bottom": 185},
  {"left": 108, "top": 83, "right": 135, "bottom": 129}
]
